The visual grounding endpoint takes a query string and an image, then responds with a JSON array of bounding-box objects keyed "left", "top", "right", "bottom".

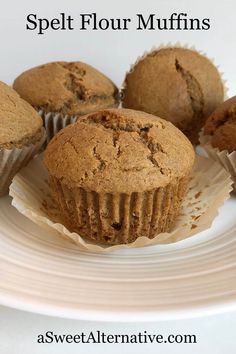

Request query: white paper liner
[
  {"left": 38, "top": 110, "right": 77, "bottom": 143},
  {"left": 200, "top": 131, "right": 236, "bottom": 192},
  {"left": 0, "top": 129, "right": 46, "bottom": 197},
  {"left": 9, "top": 154, "right": 233, "bottom": 253},
  {"left": 121, "top": 42, "right": 228, "bottom": 100}
]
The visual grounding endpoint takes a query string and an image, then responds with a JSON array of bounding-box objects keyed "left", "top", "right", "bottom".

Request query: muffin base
[
  {"left": 49, "top": 176, "right": 189, "bottom": 245},
  {"left": 10, "top": 154, "right": 233, "bottom": 251}
]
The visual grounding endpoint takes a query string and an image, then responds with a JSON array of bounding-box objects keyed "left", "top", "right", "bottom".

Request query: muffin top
[
  {"left": 13, "top": 61, "right": 119, "bottom": 116},
  {"left": 0, "top": 81, "right": 43, "bottom": 149},
  {"left": 122, "top": 47, "right": 224, "bottom": 144},
  {"left": 204, "top": 96, "right": 236, "bottom": 152},
  {"left": 44, "top": 108, "right": 195, "bottom": 193}
]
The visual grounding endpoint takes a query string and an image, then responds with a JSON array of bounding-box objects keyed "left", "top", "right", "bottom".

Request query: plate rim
[{"left": 1, "top": 290, "right": 236, "bottom": 322}]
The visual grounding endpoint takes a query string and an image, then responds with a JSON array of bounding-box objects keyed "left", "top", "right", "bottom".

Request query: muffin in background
[
  {"left": 44, "top": 108, "right": 195, "bottom": 245},
  {"left": 13, "top": 61, "right": 119, "bottom": 141},
  {"left": 201, "top": 96, "right": 236, "bottom": 192},
  {"left": 0, "top": 81, "right": 45, "bottom": 196},
  {"left": 204, "top": 95, "right": 236, "bottom": 152},
  {"left": 122, "top": 47, "right": 224, "bottom": 145}
]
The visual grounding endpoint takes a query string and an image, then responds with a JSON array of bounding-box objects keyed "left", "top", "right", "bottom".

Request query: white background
[{"left": 1, "top": 0, "right": 236, "bottom": 353}]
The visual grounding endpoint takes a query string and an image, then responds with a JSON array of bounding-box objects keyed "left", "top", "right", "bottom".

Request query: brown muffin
[
  {"left": 13, "top": 61, "right": 119, "bottom": 142},
  {"left": 204, "top": 96, "right": 236, "bottom": 152},
  {"left": 0, "top": 81, "right": 45, "bottom": 196},
  {"left": 44, "top": 108, "right": 195, "bottom": 245},
  {"left": 0, "top": 82, "right": 43, "bottom": 149},
  {"left": 13, "top": 61, "right": 119, "bottom": 115},
  {"left": 122, "top": 47, "right": 224, "bottom": 145}
]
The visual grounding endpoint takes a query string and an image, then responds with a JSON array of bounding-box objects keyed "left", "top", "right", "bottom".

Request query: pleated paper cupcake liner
[
  {"left": 0, "top": 128, "right": 46, "bottom": 197},
  {"left": 39, "top": 100, "right": 121, "bottom": 144},
  {"left": 48, "top": 175, "right": 189, "bottom": 245},
  {"left": 200, "top": 131, "right": 236, "bottom": 192},
  {"left": 121, "top": 42, "right": 228, "bottom": 99},
  {"left": 38, "top": 110, "right": 77, "bottom": 143},
  {"left": 9, "top": 154, "right": 233, "bottom": 252}
]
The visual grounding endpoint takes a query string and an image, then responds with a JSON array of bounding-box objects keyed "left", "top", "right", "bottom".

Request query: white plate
[{"left": 1, "top": 194, "right": 236, "bottom": 322}]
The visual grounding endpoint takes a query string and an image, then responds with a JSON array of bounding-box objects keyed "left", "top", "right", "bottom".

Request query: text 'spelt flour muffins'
[
  {"left": 122, "top": 47, "right": 224, "bottom": 144},
  {"left": 44, "top": 108, "right": 195, "bottom": 245},
  {"left": 0, "top": 81, "right": 45, "bottom": 196},
  {"left": 13, "top": 61, "right": 119, "bottom": 141}
]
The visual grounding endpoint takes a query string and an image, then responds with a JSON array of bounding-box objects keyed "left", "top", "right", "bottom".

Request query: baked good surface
[
  {"left": 204, "top": 95, "right": 236, "bottom": 152},
  {"left": 122, "top": 47, "right": 224, "bottom": 144},
  {"left": 13, "top": 61, "right": 119, "bottom": 116},
  {"left": 44, "top": 109, "right": 195, "bottom": 244},
  {"left": 44, "top": 108, "right": 195, "bottom": 193},
  {"left": 0, "top": 81, "right": 43, "bottom": 149}
]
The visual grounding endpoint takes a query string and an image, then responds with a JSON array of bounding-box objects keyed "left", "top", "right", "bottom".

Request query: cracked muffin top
[
  {"left": 122, "top": 47, "right": 224, "bottom": 145},
  {"left": 204, "top": 96, "right": 236, "bottom": 152},
  {"left": 13, "top": 61, "right": 119, "bottom": 116},
  {"left": 44, "top": 108, "right": 195, "bottom": 193},
  {"left": 0, "top": 81, "right": 43, "bottom": 149}
]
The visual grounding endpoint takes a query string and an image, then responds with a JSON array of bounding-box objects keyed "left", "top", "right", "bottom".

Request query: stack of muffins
[{"left": 1, "top": 45, "right": 235, "bottom": 246}]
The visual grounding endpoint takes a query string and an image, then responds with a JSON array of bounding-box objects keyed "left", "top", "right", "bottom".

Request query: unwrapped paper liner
[
  {"left": 0, "top": 129, "right": 46, "bottom": 197},
  {"left": 121, "top": 42, "right": 228, "bottom": 100},
  {"left": 200, "top": 131, "right": 236, "bottom": 192},
  {"left": 38, "top": 110, "right": 77, "bottom": 143},
  {"left": 9, "top": 154, "right": 233, "bottom": 253}
]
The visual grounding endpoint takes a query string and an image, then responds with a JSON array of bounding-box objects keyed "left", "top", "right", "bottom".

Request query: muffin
[
  {"left": 201, "top": 96, "right": 236, "bottom": 191},
  {"left": 204, "top": 96, "right": 236, "bottom": 152},
  {"left": 44, "top": 108, "right": 195, "bottom": 245},
  {"left": 0, "top": 81, "right": 45, "bottom": 196},
  {"left": 122, "top": 47, "right": 224, "bottom": 144},
  {"left": 13, "top": 61, "right": 119, "bottom": 141}
]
